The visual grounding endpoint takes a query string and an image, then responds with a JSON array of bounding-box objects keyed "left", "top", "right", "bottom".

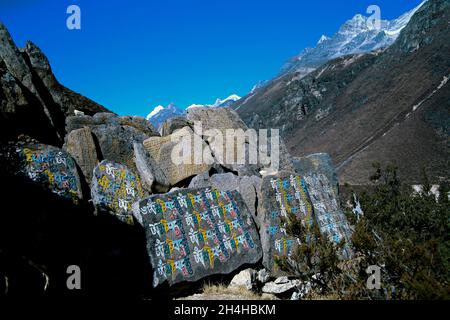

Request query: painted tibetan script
[
  {"left": 261, "top": 173, "right": 314, "bottom": 273},
  {"left": 91, "top": 160, "right": 145, "bottom": 225},
  {"left": 304, "top": 173, "right": 353, "bottom": 257},
  {"left": 133, "top": 188, "right": 262, "bottom": 287},
  {"left": 15, "top": 144, "right": 82, "bottom": 204}
]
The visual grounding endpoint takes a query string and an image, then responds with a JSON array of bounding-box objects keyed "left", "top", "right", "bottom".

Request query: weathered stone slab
[
  {"left": 132, "top": 187, "right": 262, "bottom": 287},
  {"left": 160, "top": 116, "right": 192, "bottom": 136},
  {"left": 63, "top": 127, "right": 99, "bottom": 184},
  {"left": 91, "top": 160, "right": 145, "bottom": 225},
  {"left": 303, "top": 173, "right": 353, "bottom": 257},
  {"left": 259, "top": 172, "right": 314, "bottom": 275},
  {"left": 143, "top": 126, "right": 213, "bottom": 186},
  {"left": 133, "top": 142, "right": 170, "bottom": 193},
  {"left": 13, "top": 143, "right": 82, "bottom": 203}
]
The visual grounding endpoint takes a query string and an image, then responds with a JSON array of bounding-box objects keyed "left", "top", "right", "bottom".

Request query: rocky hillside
[
  {"left": 233, "top": 0, "right": 450, "bottom": 185},
  {"left": 0, "top": 23, "right": 109, "bottom": 147},
  {"left": 0, "top": 22, "right": 353, "bottom": 299}
]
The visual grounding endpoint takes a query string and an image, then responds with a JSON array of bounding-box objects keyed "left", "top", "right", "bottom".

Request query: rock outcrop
[
  {"left": 0, "top": 23, "right": 109, "bottom": 146},
  {"left": 66, "top": 113, "right": 159, "bottom": 171}
]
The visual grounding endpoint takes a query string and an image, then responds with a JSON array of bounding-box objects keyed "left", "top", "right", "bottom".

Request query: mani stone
[
  {"left": 303, "top": 173, "right": 353, "bottom": 258},
  {"left": 142, "top": 126, "right": 213, "bottom": 186},
  {"left": 258, "top": 171, "right": 314, "bottom": 276},
  {"left": 63, "top": 127, "right": 99, "bottom": 184},
  {"left": 14, "top": 143, "right": 82, "bottom": 203},
  {"left": 132, "top": 187, "right": 262, "bottom": 287},
  {"left": 91, "top": 160, "right": 145, "bottom": 225},
  {"left": 293, "top": 153, "right": 339, "bottom": 195},
  {"left": 189, "top": 173, "right": 261, "bottom": 223}
]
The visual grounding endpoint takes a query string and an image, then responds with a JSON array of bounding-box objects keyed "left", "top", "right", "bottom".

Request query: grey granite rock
[
  {"left": 229, "top": 268, "right": 257, "bottom": 290},
  {"left": 13, "top": 143, "right": 83, "bottom": 203},
  {"left": 160, "top": 116, "right": 192, "bottom": 136},
  {"left": 257, "top": 268, "right": 271, "bottom": 284},
  {"left": 303, "top": 173, "right": 353, "bottom": 258},
  {"left": 262, "top": 277, "right": 301, "bottom": 294},
  {"left": 133, "top": 142, "right": 170, "bottom": 193},
  {"left": 91, "top": 160, "right": 146, "bottom": 225},
  {"left": 66, "top": 113, "right": 159, "bottom": 171},
  {"left": 258, "top": 171, "right": 314, "bottom": 276},
  {"left": 132, "top": 187, "right": 262, "bottom": 287},
  {"left": 63, "top": 127, "right": 99, "bottom": 183},
  {"left": 143, "top": 126, "right": 213, "bottom": 186}
]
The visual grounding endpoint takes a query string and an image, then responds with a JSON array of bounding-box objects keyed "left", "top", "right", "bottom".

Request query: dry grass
[{"left": 178, "top": 283, "right": 278, "bottom": 300}]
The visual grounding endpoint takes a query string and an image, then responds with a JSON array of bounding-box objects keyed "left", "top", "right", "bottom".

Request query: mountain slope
[{"left": 234, "top": 0, "right": 450, "bottom": 184}]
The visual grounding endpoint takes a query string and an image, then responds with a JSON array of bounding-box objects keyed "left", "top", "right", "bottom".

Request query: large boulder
[
  {"left": 229, "top": 268, "right": 257, "bottom": 290},
  {"left": 66, "top": 113, "right": 159, "bottom": 170},
  {"left": 303, "top": 173, "right": 353, "bottom": 257},
  {"left": 132, "top": 187, "right": 262, "bottom": 287},
  {"left": 133, "top": 142, "right": 170, "bottom": 193},
  {"left": 142, "top": 126, "right": 213, "bottom": 186},
  {"left": 186, "top": 107, "right": 258, "bottom": 172},
  {"left": 91, "top": 160, "right": 146, "bottom": 225},
  {"left": 186, "top": 107, "right": 294, "bottom": 173},
  {"left": 10, "top": 143, "right": 83, "bottom": 203},
  {"left": 258, "top": 171, "right": 314, "bottom": 276},
  {"left": 63, "top": 127, "right": 99, "bottom": 184}
]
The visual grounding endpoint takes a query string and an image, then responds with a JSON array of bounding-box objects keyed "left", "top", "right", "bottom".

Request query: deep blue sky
[{"left": 0, "top": 0, "right": 422, "bottom": 116}]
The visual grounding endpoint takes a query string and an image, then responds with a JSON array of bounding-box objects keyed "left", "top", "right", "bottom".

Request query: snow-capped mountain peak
[
  {"left": 146, "top": 105, "right": 165, "bottom": 120},
  {"left": 280, "top": 1, "right": 427, "bottom": 75},
  {"left": 212, "top": 94, "right": 241, "bottom": 107},
  {"left": 145, "top": 102, "right": 185, "bottom": 130},
  {"left": 317, "top": 35, "right": 330, "bottom": 45}
]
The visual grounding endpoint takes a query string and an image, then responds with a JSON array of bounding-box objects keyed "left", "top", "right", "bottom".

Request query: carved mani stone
[
  {"left": 91, "top": 160, "right": 145, "bottom": 225},
  {"left": 132, "top": 187, "right": 262, "bottom": 287}
]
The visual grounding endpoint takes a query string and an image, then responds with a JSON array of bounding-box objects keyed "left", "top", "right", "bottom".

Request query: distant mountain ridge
[
  {"left": 146, "top": 94, "right": 241, "bottom": 130},
  {"left": 145, "top": 103, "right": 185, "bottom": 130},
  {"left": 280, "top": 1, "right": 426, "bottom": 76}
]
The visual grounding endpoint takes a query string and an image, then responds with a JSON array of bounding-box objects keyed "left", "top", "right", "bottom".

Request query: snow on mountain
[
  {"left": 145, "top": 94, "right": 241, "bottom": 129},
  {"left": 281, "top": 1, "right": 426, "bottom": 75},
  {"left": 317, "top": 35, "right": 330, "bottom": 45},
  {"left": 145, "top": 105, "right": 165, "bottom": 120},
  {"left": 146, "top": 102, "right": 185, "bottom": 130},
  {"left": 186, "top": 94, "right": 241, "bottom": 109},
  {"left": 212, "top": 94, "right": 241, "bottom": 107}
]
